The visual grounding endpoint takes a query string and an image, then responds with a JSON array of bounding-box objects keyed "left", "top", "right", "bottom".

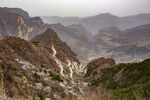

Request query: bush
[
  {"left": 38, "top": 94, "right": 44, "bottom": 100},
  {"left": 49, "top": 72, "right": 63, "bottom": 82},
  {"left": 84, "top": 66, "right": 93, "bottom": 77},
  {"left": 33, "top": 72, "right": 40, "bottom": 79},
  {"left": 32, "top": 41, "right": 40, "bottom": 47}
]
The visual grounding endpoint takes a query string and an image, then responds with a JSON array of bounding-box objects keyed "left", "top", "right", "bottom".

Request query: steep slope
[
  {"left": 0, "top": 7, "right": 46, "bottom": 40},
  {"left": 31, "top": 28, "right": 79, "bottom": 63},
  {"left": 0, "top": 29, "right": 87, "bottom": 100},
  {"left": 85, "top": 58, "right": 150, "bottom": 100},
  {"left": 47, "top": 23, "right": 92, "bottom": 63}
]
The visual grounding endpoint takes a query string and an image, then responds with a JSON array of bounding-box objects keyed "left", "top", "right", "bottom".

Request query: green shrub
[
  {"left": 92, "top": 71, "right": 98, "bottom": 75},
  {"left": 49, "top": 72, "right": 63, "bottom": 82},
  {"left": 84, "top": 66, "right": 93, "bottom": 77},
  {"left": 33, "top": 72, "right": 40, "bottom": 79},
  {"left": 32, "top": 41, "right": 40, "bottom": 47},
  {"left": 38, "top": 94, "right": 44, "bottom": 100}
]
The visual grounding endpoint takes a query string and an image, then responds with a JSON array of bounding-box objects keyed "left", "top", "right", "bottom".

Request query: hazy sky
[{"left": 0, "top": 0, "right": 150, "bottom": 17}]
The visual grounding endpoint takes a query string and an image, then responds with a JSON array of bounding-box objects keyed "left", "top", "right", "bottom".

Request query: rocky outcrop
[{"left": 0, "top": 7, "right": 46, "bottom": 40}]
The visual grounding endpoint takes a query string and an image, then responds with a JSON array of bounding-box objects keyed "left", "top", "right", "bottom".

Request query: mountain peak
[
  {"left": 0, "top": 7, "right": 30, "bottom": 19},
  {"left": 97, "top": 13, "right": 114, "bottom": 16},
  {"left": 31, "top": 29, "right": 79, "bottom": 63},
  {"left": 44, "top": 28, "right": 56, "bottom": 34}
]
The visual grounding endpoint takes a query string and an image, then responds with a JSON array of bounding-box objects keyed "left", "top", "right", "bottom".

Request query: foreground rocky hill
[{"left": 0, "top": 29, "right": 87, "bottom": 100}]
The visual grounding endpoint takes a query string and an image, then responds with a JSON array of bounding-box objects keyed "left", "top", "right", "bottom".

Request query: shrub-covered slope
[{"left": 86, "top": 58, "right": 150, "bottom": 100}]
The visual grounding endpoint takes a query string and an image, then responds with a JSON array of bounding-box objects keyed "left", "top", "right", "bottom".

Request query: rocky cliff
[{"left": 0, "top": 7, "right": 46, "bottom": 40}]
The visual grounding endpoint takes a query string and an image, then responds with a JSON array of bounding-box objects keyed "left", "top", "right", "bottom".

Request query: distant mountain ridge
[
  {"left": 41, "top": 13, "right": 150, "bottom": 34},
  {"left": 94, "top": 24, "right": 150, "bottom": 63}
]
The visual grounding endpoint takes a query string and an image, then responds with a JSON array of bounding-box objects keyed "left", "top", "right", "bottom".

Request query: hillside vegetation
[{"left": 86, "top": 58, "right": 150, "bottom": 100}]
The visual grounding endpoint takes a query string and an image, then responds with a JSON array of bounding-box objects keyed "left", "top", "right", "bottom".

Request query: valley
[{"left": 0, "top": 7, "right": 150, "bottom": 100}]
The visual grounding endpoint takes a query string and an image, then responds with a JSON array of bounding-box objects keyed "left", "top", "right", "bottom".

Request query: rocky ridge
[{"left": 0, "top": 7, "right": 46, "bottom": 40}]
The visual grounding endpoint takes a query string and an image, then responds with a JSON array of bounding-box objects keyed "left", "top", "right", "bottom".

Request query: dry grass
[
  {"left": 0, "top": 65, "right": 7, "bottom": 100},
  {"left": 0, "top": 65, "right": 35, "bottom": 100}
]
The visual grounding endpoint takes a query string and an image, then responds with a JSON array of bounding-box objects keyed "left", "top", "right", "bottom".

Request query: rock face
[{"left": 0, "top": 7, "right": 46, "bottom": 40}]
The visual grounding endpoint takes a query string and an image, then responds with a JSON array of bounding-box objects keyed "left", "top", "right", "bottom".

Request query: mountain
[
  {"left": 0, "top": 29, "right": 88, "bottom": 99},
  {"left": 114, "top": 24, "right": 150, "bottom": 44},
  {"left": 105, "top": 24, "right": 150, "bottom": 63},
  {"left": 88, "top": 24, "right": 150, "bottom": 63},
  {"left": 31, "top": 28, "right": 79, "bottom": 63},
  {"left": 0, "top": 7, "right": 30, "bottom": 19},
  {"left": 1, "top": 7, "right": 150, "bottom": 64},
  {"left": 1, "top": 7, "right": 150, "bottom": 100},
  {"left": 0, "top": 7, "right": 46, "bottom": 40},
  {"left": 0, "top": 7, "right": 92, "bottom": 63},
  {"left": 1, "top": 34, "right": 150, "bottom": 99},
  {"left": 41, "top": 13, "right": 150, "bottom": 34},
  {"left": 42, "top": 16, "right": 80, "bottom": 26},
  {"left": 94, "top": 27, "right": 122, "bottom": 49},
  {"left": 47, "top": 23, "right": 92, "bottom": 63}
]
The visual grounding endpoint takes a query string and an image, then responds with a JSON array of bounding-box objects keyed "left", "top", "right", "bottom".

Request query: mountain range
[
  {"left": 41, "top": 13, "right": 150, "bottom": 34},
  {"left": 1, "top": 7, "right": 150, "bottom": 100},
  {"left": 0, "top": 7, "right": 150, "bottom": 63}
]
